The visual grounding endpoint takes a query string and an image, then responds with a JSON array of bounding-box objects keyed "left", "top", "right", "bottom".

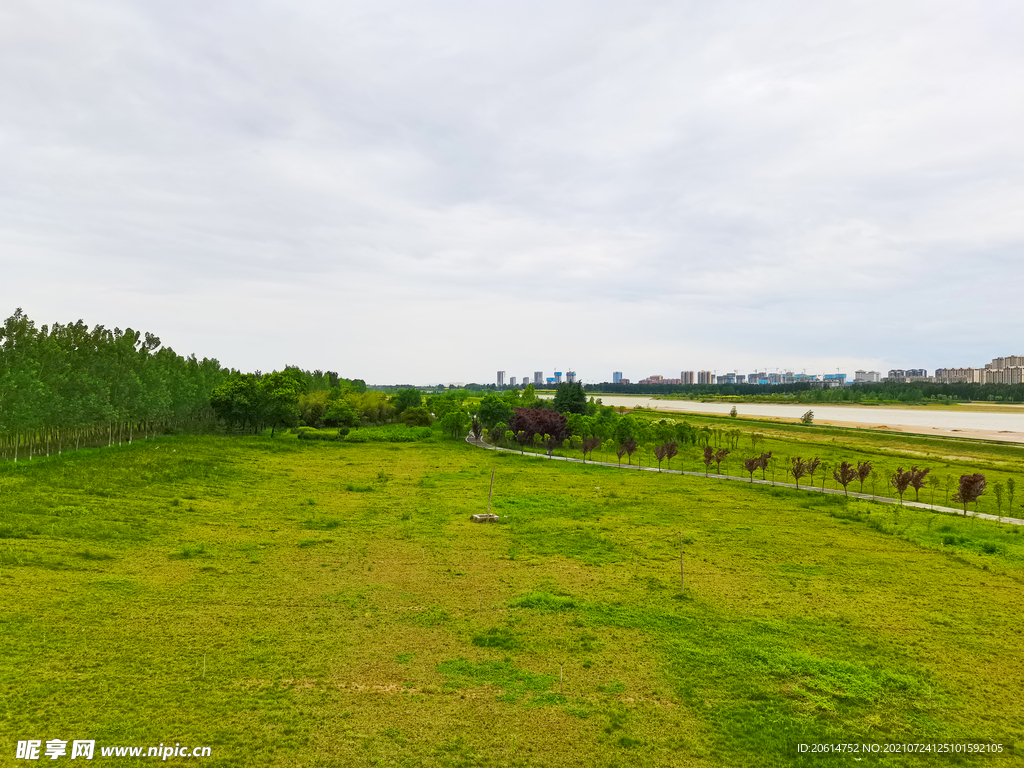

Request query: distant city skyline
[{"left": 466, "top": 354, "right": 1024, "bottom": 388}]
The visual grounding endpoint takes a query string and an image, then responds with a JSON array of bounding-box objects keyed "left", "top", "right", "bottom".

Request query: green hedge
[
  {"left": 345, "top": 426, "right": 433, "bottom": 443},
  {"left": 296, "top": 426, "right": 349, "bottom": 441}
]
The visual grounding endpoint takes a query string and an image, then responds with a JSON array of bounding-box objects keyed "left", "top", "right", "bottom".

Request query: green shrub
[
  {"left": 401, "top": 407, "right": 432, "bottom": 427},
  {"left": 298, "top": 429, "right": 343, "bottom": 442},
  {"left": 343, "top": 426, "right": 433, "bottom": 443}
]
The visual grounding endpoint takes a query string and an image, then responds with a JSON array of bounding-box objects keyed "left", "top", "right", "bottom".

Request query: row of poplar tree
[{"left": 0, "top": 309, "right": 228, "bottom": 461}]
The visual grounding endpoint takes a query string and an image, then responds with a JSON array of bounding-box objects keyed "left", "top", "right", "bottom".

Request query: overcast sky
[{"left": 3, "top": 1, "right": 1023, "bottom": 384}]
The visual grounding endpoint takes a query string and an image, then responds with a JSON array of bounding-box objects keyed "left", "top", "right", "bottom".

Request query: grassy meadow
[{"left": 2, "top": 427, "right": 1023, "bottom": 766}]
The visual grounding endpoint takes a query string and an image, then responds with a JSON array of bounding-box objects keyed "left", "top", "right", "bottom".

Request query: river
[{"left": 554, "top": 395, "right": 1024, "bottom": 444}]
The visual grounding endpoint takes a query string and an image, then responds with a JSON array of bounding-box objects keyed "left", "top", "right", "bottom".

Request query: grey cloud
[{"left": 2, "top": 1, "right": 1023, "bottom": 381}]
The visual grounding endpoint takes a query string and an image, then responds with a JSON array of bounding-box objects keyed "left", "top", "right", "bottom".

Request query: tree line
[
  {"left": 0, "top": 309, "right": 226, "bottom": 461},
  {"left": 0, "top": 309, "right": 380, "bottom": 459}
]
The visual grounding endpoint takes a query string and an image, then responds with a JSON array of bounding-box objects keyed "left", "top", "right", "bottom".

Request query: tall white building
[{"left": 496, "top": 371, "right": 505, "bottom": 387}]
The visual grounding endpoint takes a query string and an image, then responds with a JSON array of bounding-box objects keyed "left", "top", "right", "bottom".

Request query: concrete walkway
[{"left": 466, "top": 435, "right": 1024, "bottom": 527}]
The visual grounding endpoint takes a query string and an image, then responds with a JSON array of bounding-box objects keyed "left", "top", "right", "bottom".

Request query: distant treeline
[{"left": 587, "top": 381, "right": 1024, "bottom": 403}]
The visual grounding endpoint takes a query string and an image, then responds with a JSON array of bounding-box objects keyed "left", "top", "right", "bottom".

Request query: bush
[
  {"left": 297, "top": 429, "right": 343, "bottom": 442},
  {"left": 400, "top": 407, "right": 432, "bottom": 427},
  {"left": 343, "top": 426, "right": 433, "bottom": 443}
]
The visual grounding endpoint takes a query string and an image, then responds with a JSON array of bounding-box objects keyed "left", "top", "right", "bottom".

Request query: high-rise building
[
  {"left": 680, "top": 371, "right": 694, "bottom": 384},
  {"left": 509, "top": 376, "right": 517, "bottom": 387},
  {"left": 497, "top": 371, "right": 505, "bottom": 387},
  {"left": 697, "top": 371, "right": 714, "bottom": 385},
  {"left": 934, "top": 368, "right": 980, "bottom": 383},
  {"left": 987, "top": 356, "right": 1024, "bottom": 369},
  {"left": 534, "top": 372, "right": 543, "bottom": 385},
  {"left": 612, "top": 372, "right": 623, "bottom": 384},
  {"left": 554, "top": 371, "right": 563, "bottom": 383},
  {"left": 523, "top": 374, "right": 529, "bottom": 387},
  {"left": 566, "top": 370, "right": 576, "bottom": 383},
  {"left": 854, "top": 370, "right": 880, "bottom": 383}
]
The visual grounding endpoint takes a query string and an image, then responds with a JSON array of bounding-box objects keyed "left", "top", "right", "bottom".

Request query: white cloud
[{"left": 3, "top": 0, "right": 1023, "bottom": 382}]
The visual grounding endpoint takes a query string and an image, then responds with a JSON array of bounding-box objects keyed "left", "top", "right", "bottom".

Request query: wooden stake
[
  {"left": 487, "top": 468, "right": 496, "bottom": 515},
  {"left": 680, "top": 533, "right": 685, "bottom": 594}
]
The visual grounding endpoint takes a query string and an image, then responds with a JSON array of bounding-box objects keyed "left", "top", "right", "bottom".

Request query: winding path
[{"left": 466, "top": 435, "right": 1024, "bottom": 527}]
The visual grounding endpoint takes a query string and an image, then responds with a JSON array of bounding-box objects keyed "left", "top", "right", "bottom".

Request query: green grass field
[{"left": 2, "top": 429, "right": 1022, "bottom": 766}]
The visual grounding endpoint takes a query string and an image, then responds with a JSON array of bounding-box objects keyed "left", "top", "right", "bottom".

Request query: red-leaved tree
[
  {"left": 857, "top": 461, "right": 872, "bottom": 494},
  {"left": 790, "top": 457, "right": 808, "bottom": 489},
  {"left": 581, "top": 436, "right": 601, "bottom": 462},
  {"left": 833, "top": 461, "right": 856, "bottom": 495},
  {"left": 713, "top": 448, "right": 730, "bottom": 474},
  {"left": 953, "top": 473, "right": 986, "bottom": 514},
  {"left": 744, "top": 456, "right": 759, "bottom": 482},
  {"left": 665, "top": 441, "right": 678, "bottom": 471},
  {"left": 509, "top": 408, "right": 569, "bottom": 443},
  {"left": 890, "top": 467, "right": 913, "bottom": 504},
  {"left": 623, "top": 438, "right": 638, "bottom": 466},
  {"left": 654, "top": 444, "right": 668, "bottom": 471},
  {"left": 908, "top": 466, "right": 931, "bottom": 502}
]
